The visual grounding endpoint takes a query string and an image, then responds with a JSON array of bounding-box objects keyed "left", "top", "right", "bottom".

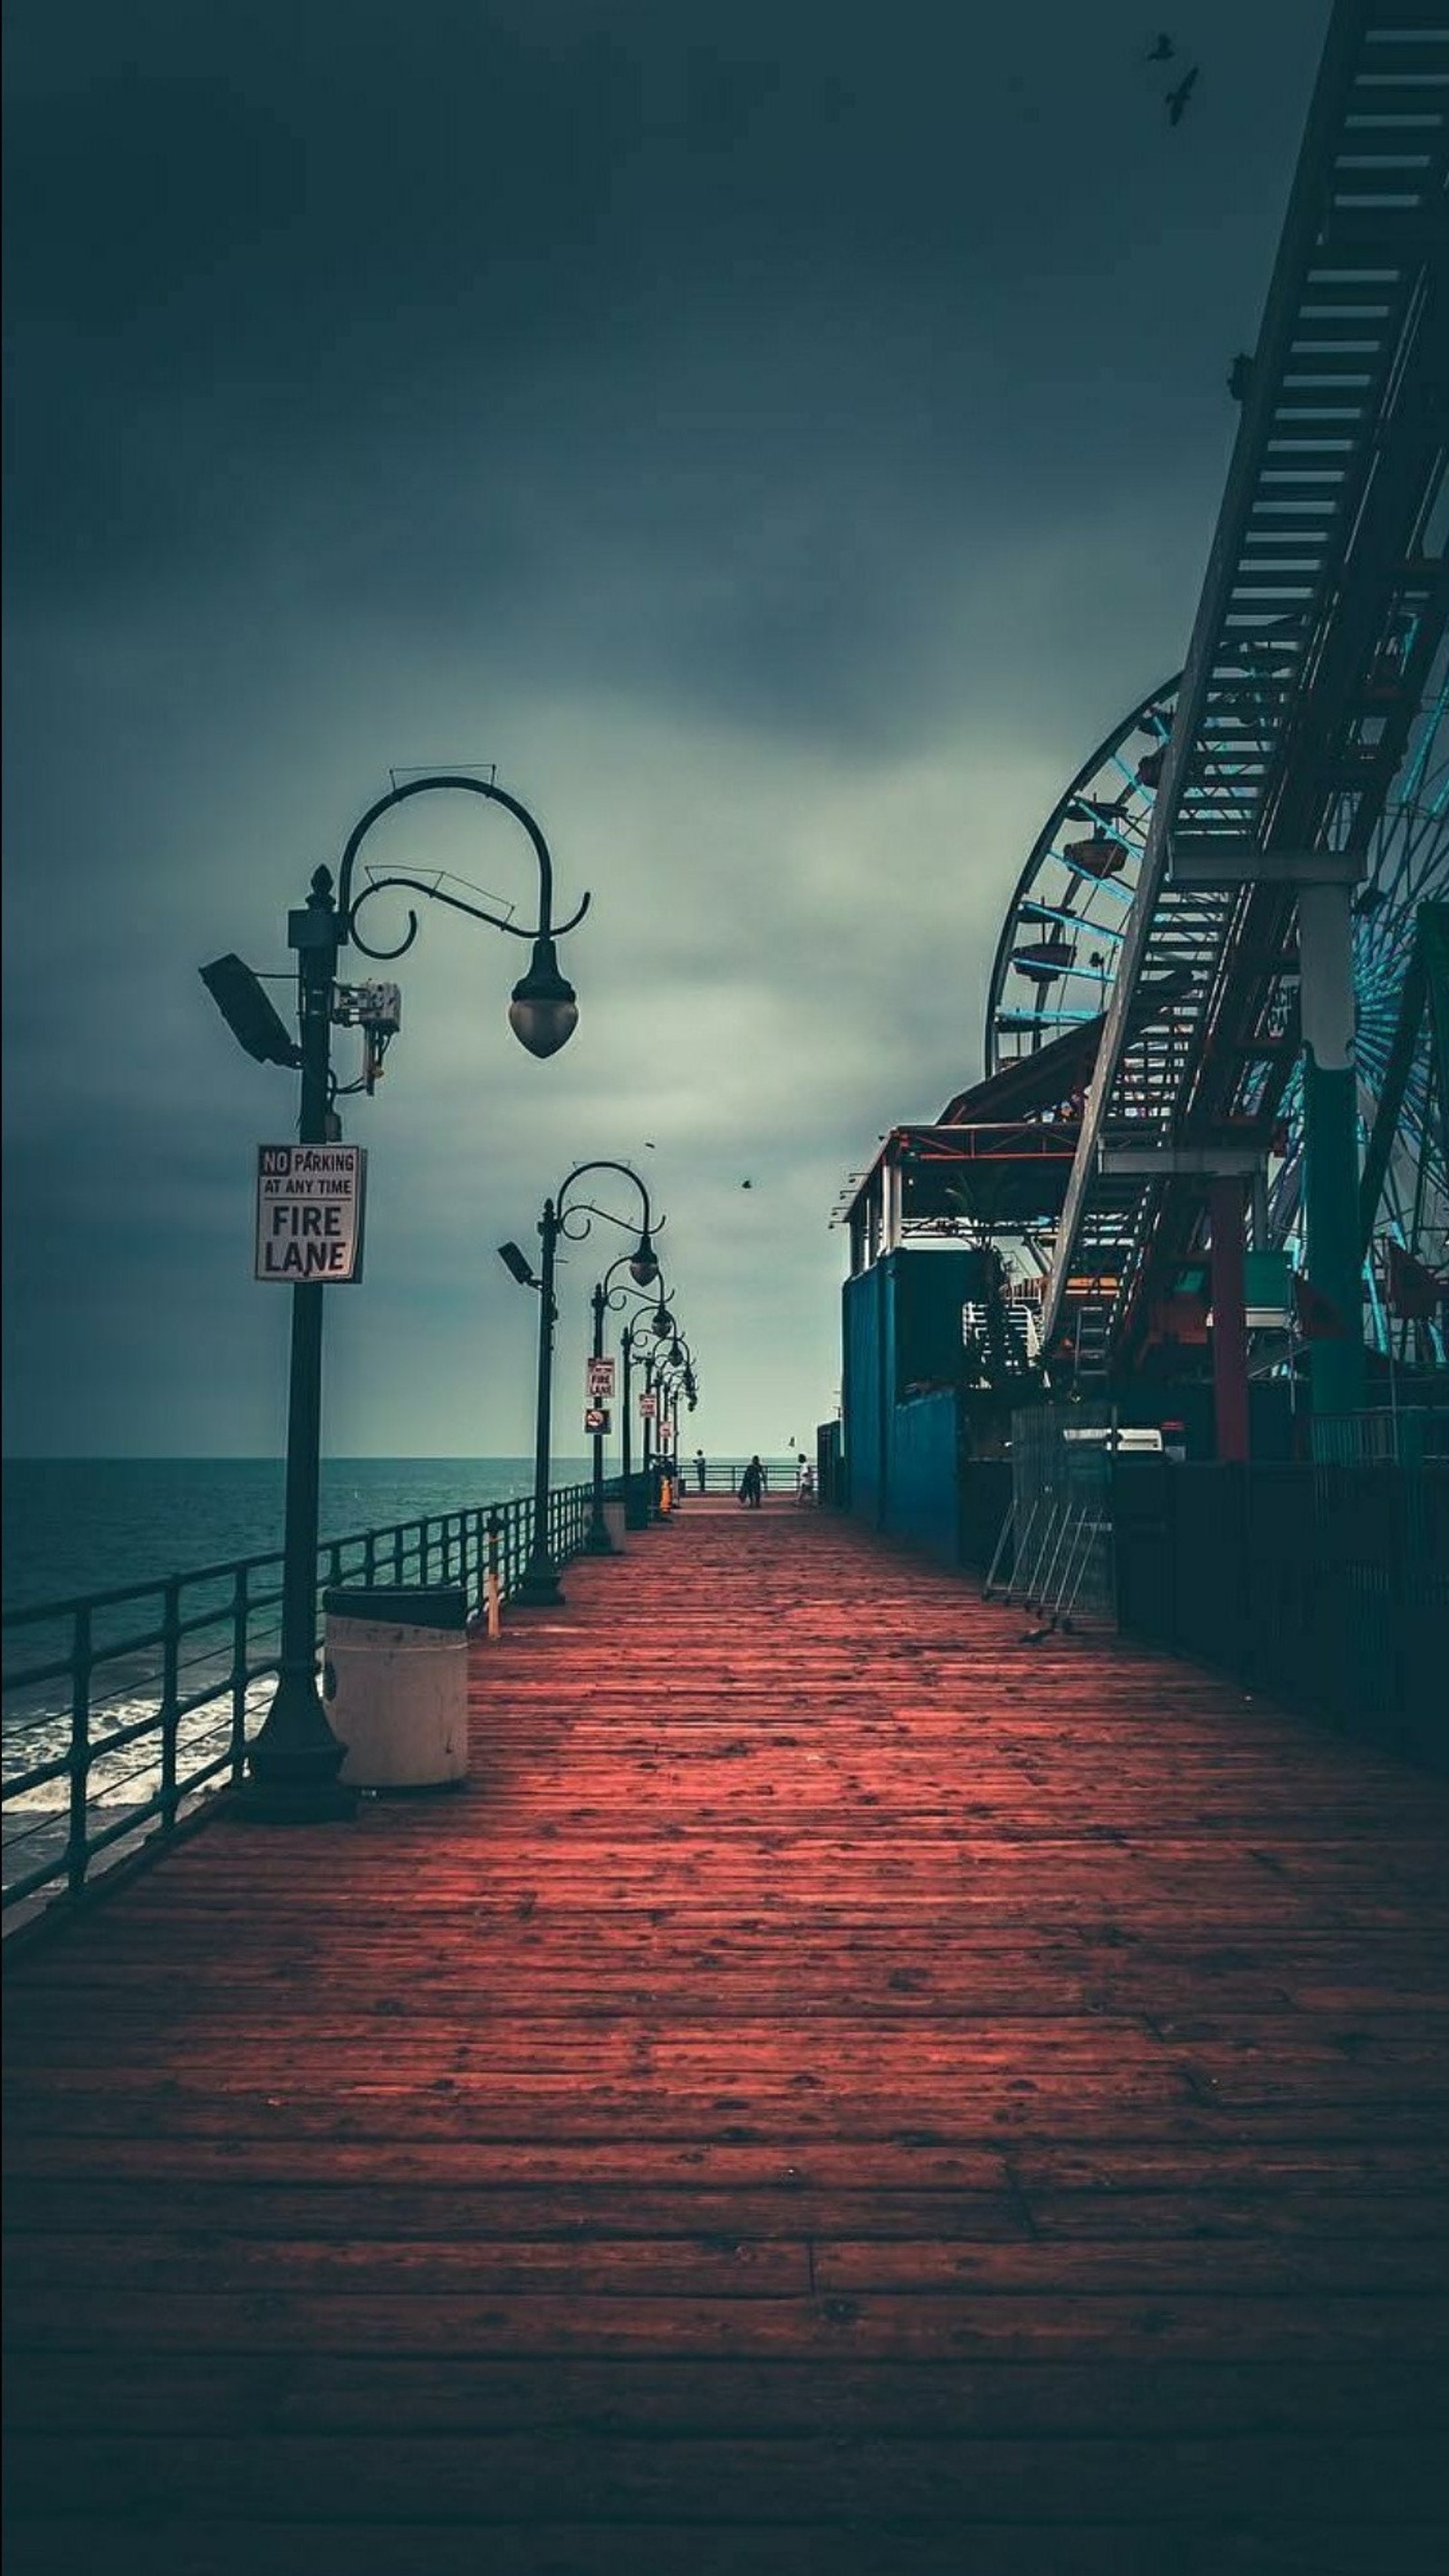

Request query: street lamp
[
  {"left": 639, "top": 1329, "right": 699, "bottom": 1520},
  {"left": 339, "top": 774, "right": 586, "bottom": 1061},
  {"left": 586, "top": 1254, "right": 679, "bottom": 1554},
  {"left": 622, "top": 1319, "right": 668, "bottom": 1514},
  {"left": 500, "top": 1161, "right": 661, "bottom": 1606},
  {"left": 202, "top": 774, "right": 588, "bottom": 1821}
]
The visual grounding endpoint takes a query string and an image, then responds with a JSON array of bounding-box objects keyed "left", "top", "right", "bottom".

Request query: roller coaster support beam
[
  {"left": 1099, "top": 1142, "right": 1259, "bottom": 1463},
  {"left": 1170, "top": 845, "right": 1363, "bottom": 889},
  {"left": 1209, "top": 1177, "right": 1251, "bottom": 1467},
  {"left": 1099, "top": 1147, "right": 1262, "bottom": 1179},
  {"left": 1300, "top": 879, "right": 1364, "bottom": 1418},
  {"left": 1164, "top": 835, "right": 1367, "bottom": 1410}
]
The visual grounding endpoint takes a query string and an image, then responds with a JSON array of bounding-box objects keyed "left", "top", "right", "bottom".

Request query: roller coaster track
[{"left": 1041, "top": 0, "right": 1449, "bottom": 1363}]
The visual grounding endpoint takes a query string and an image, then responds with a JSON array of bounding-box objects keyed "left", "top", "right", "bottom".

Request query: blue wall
[
  {"left": 887, "top": 1389, "right": 962, "bottom": 1562},
  {"left": 841, "top": 1254, "right": 966, "bottom": 1561},
  {"left": 842, "top": 1265, "right": 888, "bottom": 1526}
]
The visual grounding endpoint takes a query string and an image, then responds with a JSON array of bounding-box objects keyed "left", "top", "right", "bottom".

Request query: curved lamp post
[
  {"left": 588, "top": 1254, "right": 677, "bottom": 1555},
  {"left": 501, "top": 1162, "right": 659, "bottom": 1605},
  {"left": 204, "top": 774, "right": 588, "bottom": 1821},
  {"left": 622, "top": 1301, "right": 684, "bottom": 1516},
  {"left": 641, "top": 1330, "right": 699, "bottom": 1519}
]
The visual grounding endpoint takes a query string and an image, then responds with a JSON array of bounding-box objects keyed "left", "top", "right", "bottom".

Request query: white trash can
[{"left": 322, "top": 1585, "right": 469, "bottom": 1790}]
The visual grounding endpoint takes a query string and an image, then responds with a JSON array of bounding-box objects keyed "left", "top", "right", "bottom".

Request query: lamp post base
[
  {"left": 234, "top": 1670, "right": 356, "bottom": 1823},
  {"left": 513, "top": 1552, "right": 566, "bottom": 1606},
  {"left": 582, "top": 1518, "right": 616, "bottom": 1555}
]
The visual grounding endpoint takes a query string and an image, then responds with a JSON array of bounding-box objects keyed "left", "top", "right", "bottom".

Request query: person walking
[
  {"left": 739, "top": 1455, "right": 764, "bottom": 1508},
  {"left": 694, "top": 1448, "right": 707, "bottom": 1494}
]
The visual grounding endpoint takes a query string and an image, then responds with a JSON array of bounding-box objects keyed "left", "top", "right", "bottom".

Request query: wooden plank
[
  {"left": 7, "top": 2286, "right": 1448, "bottom": 2362},
  {"left": 7, "top": 2351, "right": 1446, "bottom": 2439},
  {"left": 7, "top": 2518, "right": 1448, "bottom": 2576},
  {"left": 5, "top": 2428, "right": 1444, "bottom": 2523}
]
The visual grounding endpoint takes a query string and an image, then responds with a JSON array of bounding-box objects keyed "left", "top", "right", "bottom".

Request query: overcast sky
[{"left": 2, "top": 0, "right": 1331, "bottom": 1458}]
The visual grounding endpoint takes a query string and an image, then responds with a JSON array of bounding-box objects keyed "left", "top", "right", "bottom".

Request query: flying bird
[
  {"left": 740, "top": 1178, "right": 753, "bottom": 1189},
  {"left": 1146, "top": 32, "right": 1175, "bottom": 61},
  {"left": 1166, "top": 63, "right": 1199, "bottom": 124}
]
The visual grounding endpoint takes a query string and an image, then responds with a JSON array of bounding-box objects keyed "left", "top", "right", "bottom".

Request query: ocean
[{"left": 0, "top": 1457, "right": 584, "bottom": 1615}]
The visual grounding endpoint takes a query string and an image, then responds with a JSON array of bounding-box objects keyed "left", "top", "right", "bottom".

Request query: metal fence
[
  {"left": 984, "top": 1403, "right": 1117, "bottom": 1629},
  {"left": 1309, "top": 1408, "right": 1449, "bottom": 1467},
  {"left": 673, "top": 1458, "right": 801, "bottom": 1496},
  {"left": 2, "top": 1476, "right": 613, "bottom": 1930},
  {"left": 1113, "top": 1458, "right": 1449, "bottom": 1771}
]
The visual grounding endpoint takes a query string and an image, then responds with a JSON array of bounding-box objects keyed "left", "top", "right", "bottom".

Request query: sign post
[{"left": 241, "top": 872, "right": 354, "bottom": 1819}]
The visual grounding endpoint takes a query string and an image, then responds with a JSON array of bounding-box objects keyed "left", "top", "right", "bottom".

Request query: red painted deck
[{"left": 5, "top": 1504, "right": 1449, "bottom": 2573}]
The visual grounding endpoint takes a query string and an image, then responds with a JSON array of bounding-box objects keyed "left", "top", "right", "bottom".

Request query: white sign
[
  {"left": 657, "top": 1418, "right": 675, "bottom": 1446},
  {"left": 255, "top": 1145, "right": 367, "bottom": 1283},
  {"left": 584, "top": 1407, "right": 611, "bottom": 1436},
  {"left": 638, "top": 1392, "right": 657, "bottom": 1418},
  {"left": 587, "top": 1357, "right": 616, "bottom": 1399}
]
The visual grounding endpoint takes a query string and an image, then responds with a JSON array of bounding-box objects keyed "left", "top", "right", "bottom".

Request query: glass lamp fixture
[{"left": 507, "top": 937, "right": 579, "bottom": 1059}]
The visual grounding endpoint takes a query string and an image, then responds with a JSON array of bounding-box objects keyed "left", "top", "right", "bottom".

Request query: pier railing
[{"left": 1, "top": 1477, "right": 614, "bottom": 1930}]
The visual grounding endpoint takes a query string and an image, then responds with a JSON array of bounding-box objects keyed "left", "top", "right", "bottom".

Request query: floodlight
[
  {"left": 498, "top": 1241, "right": 541, "bottom": 1289},
  {"left": 200, "top": 955, "right": 302, "bottom": 1068}
]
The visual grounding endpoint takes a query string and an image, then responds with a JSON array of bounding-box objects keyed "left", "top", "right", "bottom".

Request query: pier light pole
[
  {"left": 621, "top": 1306, "right": 672, "bottom": 1530},
  {"left": 502, "top": 1163, "right": 660, "bottom": 1606},
  {"left": 641, "top": 1324, "right": 697, "bottom": 1521},
  {"left": 588, "top": 1256, "right": 677, "bottom": 1555},
  {"left": 204, "top": 774, "right": 588, "bottom": 1822},
  {"left": 658, "top": 1329, "right": 705, "bottom": 1504},
  {"left": 629, "top": 1300, "right": 678, "bottom": 1518}
]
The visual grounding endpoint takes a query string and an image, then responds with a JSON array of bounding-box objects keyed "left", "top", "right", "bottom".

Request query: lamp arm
[
  {"left": 561, "top": 1197, "right": 666, "bottom": 1251},
  {"left": 335, "top": 773, "right": 590, "bottom": 952},
  {"left": 556, "top": 1159, "right": 657, "bottom": 1238}
]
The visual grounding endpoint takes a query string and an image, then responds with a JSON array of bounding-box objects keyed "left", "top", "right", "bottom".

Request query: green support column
[
  {"left": 1299, "top": 881, "right": 1364, "bottom": 1418},
  {"left": 1209, "top": 1176, "right": 1251, "bottom": 1464}
]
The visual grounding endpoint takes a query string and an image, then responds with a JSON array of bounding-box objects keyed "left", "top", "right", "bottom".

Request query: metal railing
[
  {"left": 1112, "top": 1456, "right": 1449, "bottom": 1772},
  {"left": 984, "top": 1403, "right": 1118, "bottom": 1629},
  {"left": 1309, "top": 1409, "right": 1449, "bottom": 1469},
  {"left": 2, "top": 1476, "right": 616, "bottom": 1929},
  {"left": 674, "top": 1459, "right": 799, "bottom": 1496}
]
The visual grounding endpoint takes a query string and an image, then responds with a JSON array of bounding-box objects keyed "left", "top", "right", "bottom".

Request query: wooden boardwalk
[{"left": 5, "top": 1502, "right": 1449, "bottom": 2573}]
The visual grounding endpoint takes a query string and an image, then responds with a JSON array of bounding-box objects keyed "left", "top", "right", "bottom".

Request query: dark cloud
[{"left": 3, "top": 0, "right": 1332, "bottom": 1454}]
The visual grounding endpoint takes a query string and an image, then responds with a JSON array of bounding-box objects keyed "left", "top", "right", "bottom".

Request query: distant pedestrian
[
  {"left": 694, "top": 1448, "right": 707, "bottom": 1493},
  {"left": 795, "top": 1452, "right": 815, "bottom": 1504},
  {"left": 739, "top": 1455, "right": 764, "bottom": 1508}
]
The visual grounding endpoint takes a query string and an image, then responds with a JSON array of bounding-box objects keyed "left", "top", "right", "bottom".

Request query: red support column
[{"left": 1210, "top": 1174, "right": 1251, "bottom": 1464}]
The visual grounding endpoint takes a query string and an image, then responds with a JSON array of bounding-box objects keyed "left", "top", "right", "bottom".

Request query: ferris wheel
[
  {"left": 1316, "top": 659, "right": 1448, "bottom": 1299},
  {"left": 984, "top": 664, "right": 1449, "bottom": 1312},
  {"left": 984, "top": 679, "right": 1177, "bottom": 1081}
]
